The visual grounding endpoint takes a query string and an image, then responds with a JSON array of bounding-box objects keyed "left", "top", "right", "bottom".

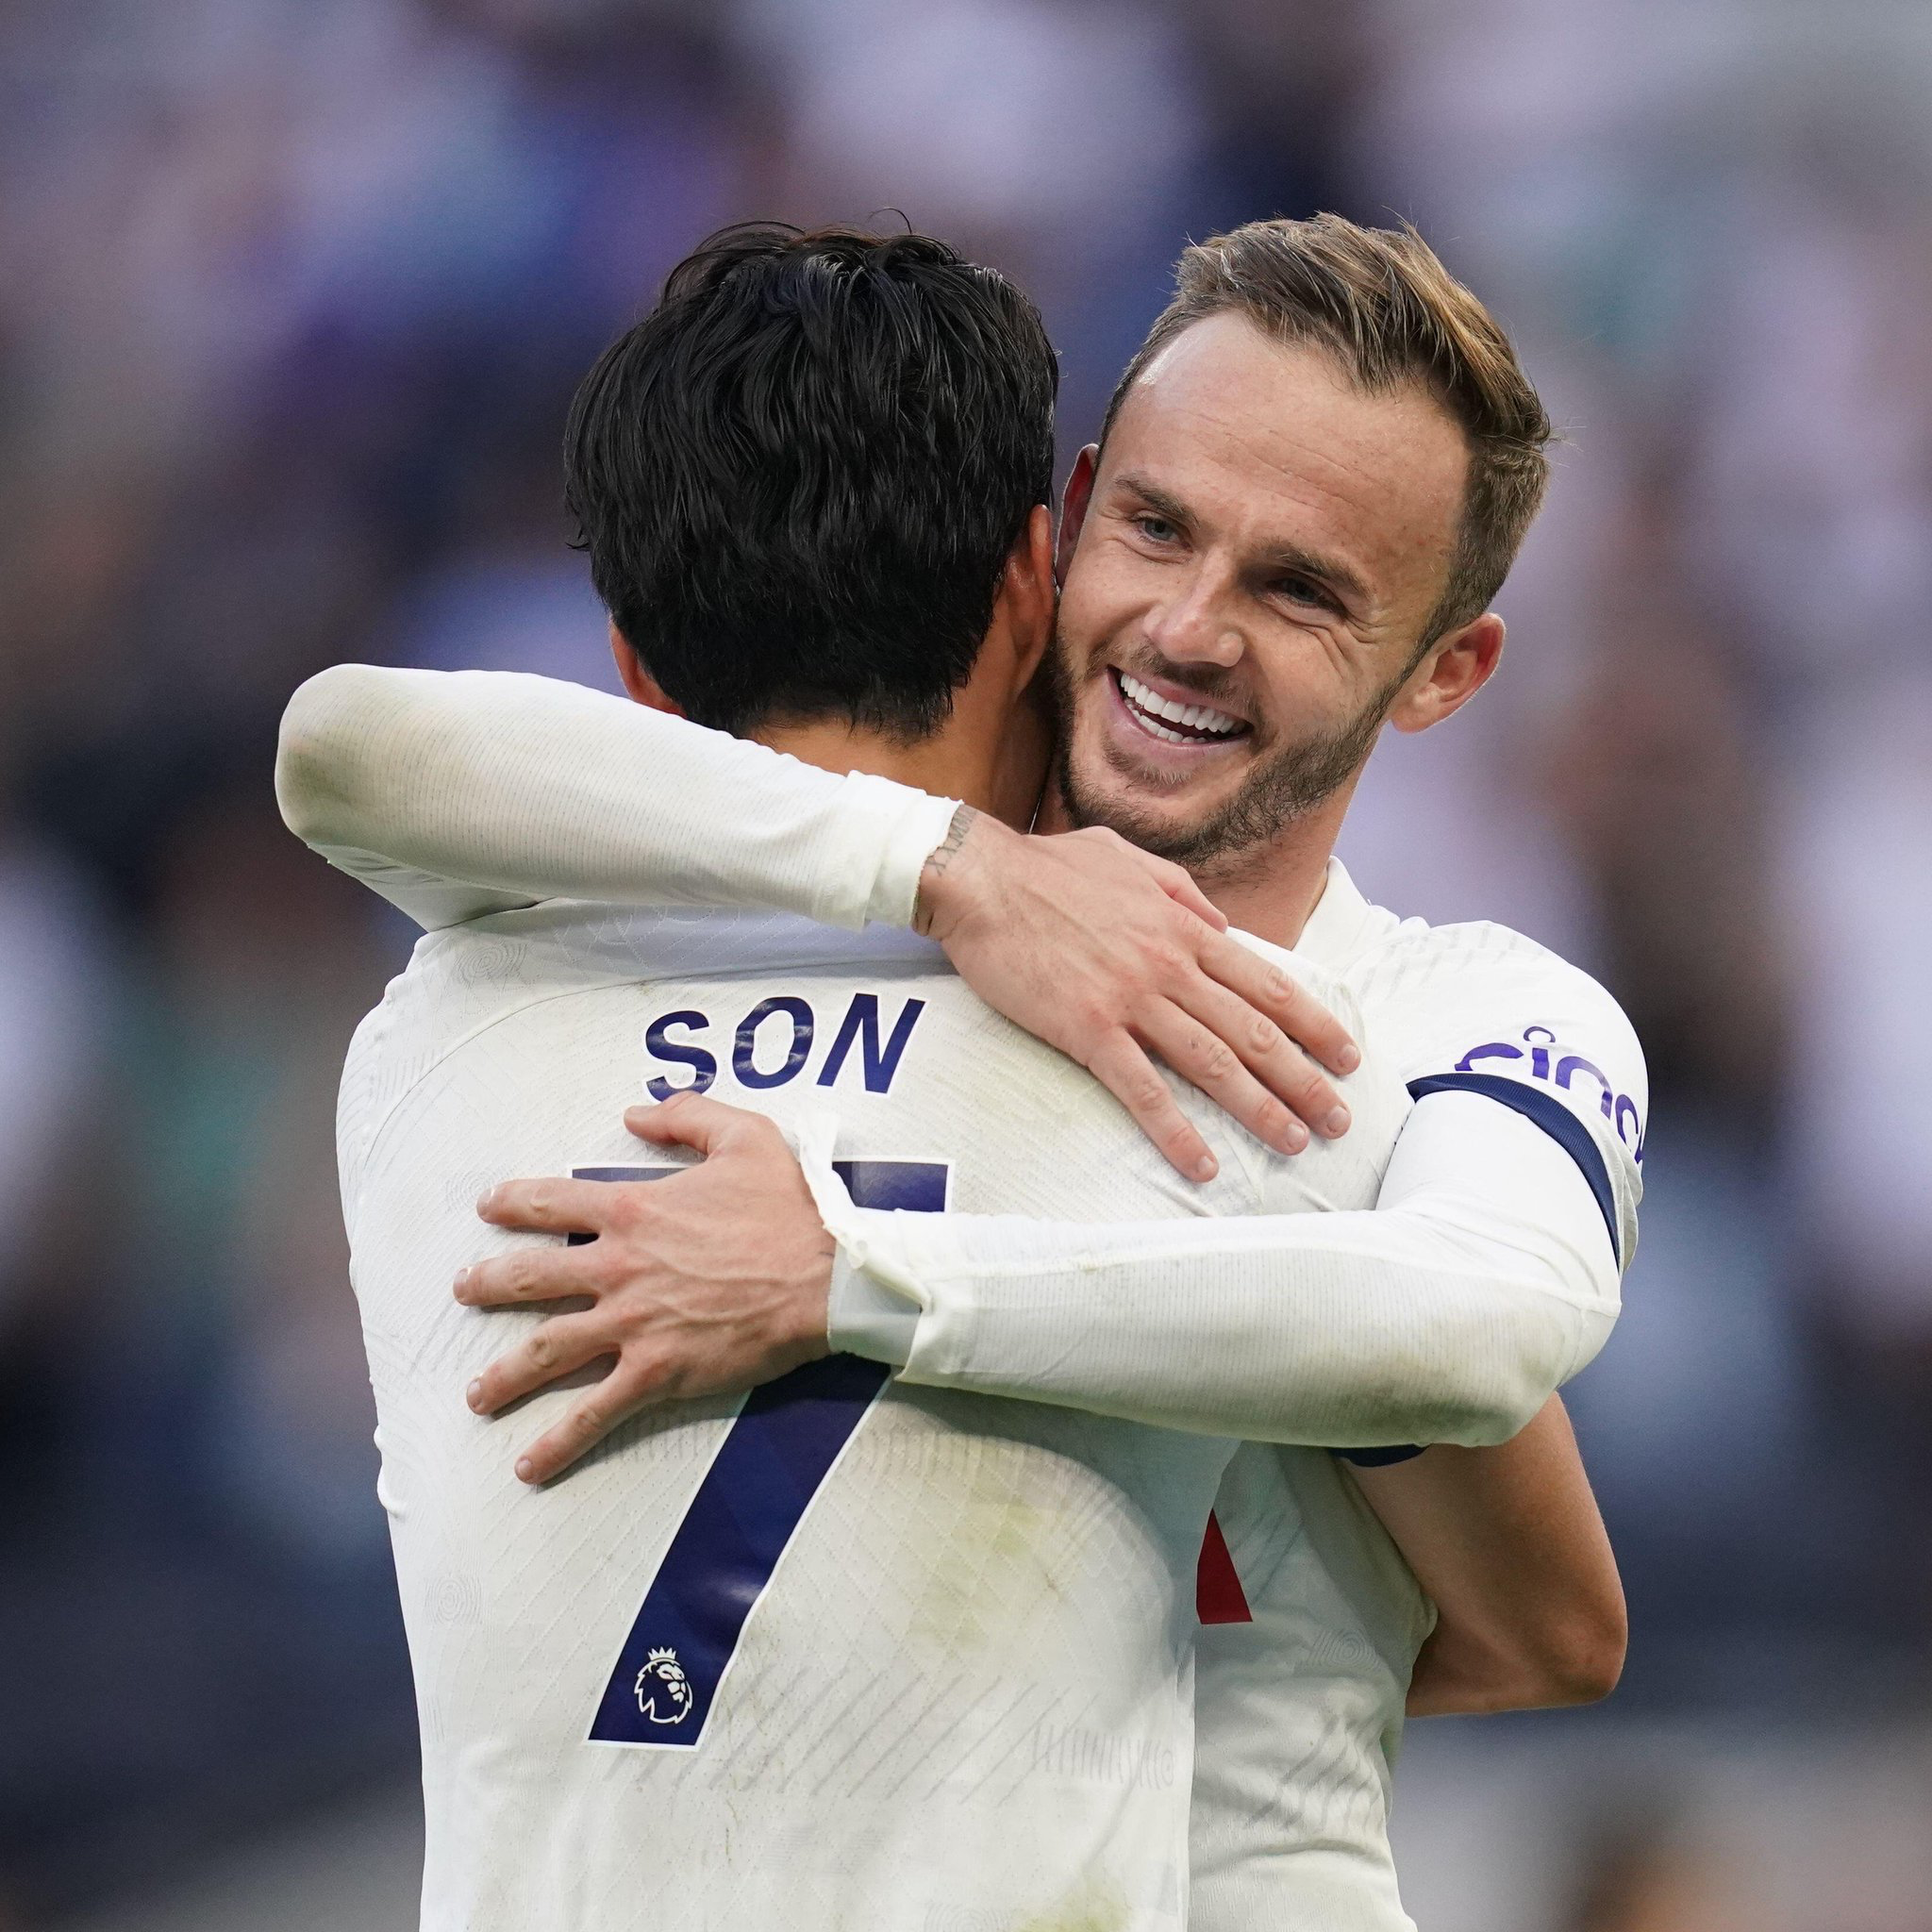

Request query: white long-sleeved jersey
[
  {"left": 341, "top": 898, "right": 1411, "bottom": 1932},
  {"left": 288, "top": 664, "right": 1645, "bottom": 1932},
  {"left": 282, "top": 667, "right": 1639, "bottom": 1440}
]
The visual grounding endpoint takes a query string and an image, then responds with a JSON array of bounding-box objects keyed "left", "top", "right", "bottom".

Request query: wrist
[
  {"left": 913, "top": 804, "right": 1002, "bottom": 939},
  {"left": 784, "top": 1231, "right": 838, "bottom": 1365}
]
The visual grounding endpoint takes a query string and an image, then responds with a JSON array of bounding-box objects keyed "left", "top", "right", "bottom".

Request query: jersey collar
[{"left": 1292, "top": 858, "right": 1382, "bottom": 970}]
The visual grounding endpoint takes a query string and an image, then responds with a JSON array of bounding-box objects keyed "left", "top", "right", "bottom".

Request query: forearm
[
  {"left": 836, "top": 1208, "right": 1605, "bottom": 1447},
  {"left": 817, "top": 1094, "right": 1619, "bottom": 1447},
  {"left": 1404, "top": 1620, "right": 1578, "bottom": 1717},
  {"left": 1353, "top": 1396, "right": 1625, "bottom": 1715},
  {"left": 275, "top": 664, "right": 957, "bottom": 930}
]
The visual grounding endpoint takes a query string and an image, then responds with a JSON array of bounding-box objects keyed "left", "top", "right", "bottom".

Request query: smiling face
[{"left": 1050, "top": 311, "right": 1486, "bottom": 881}]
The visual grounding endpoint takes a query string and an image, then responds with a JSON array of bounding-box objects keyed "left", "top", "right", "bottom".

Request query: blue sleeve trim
[
  {"left": 1331, "top": 1444, "right": 1426, "bottom": 1468},
  {"left": 1405, "top": 1071, "right": 1620, "bottom": 1263}
]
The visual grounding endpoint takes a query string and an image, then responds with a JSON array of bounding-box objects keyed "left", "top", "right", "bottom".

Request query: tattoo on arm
[{"left": 913, "top": 805, "right": 979, "bottom": 935}]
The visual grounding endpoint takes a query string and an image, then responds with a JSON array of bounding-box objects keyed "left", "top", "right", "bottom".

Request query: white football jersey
[
  {"left": 338, "top": 900, "right": 1413, "bottom": 1932},
  {"left": 1189, "top": 860, "right": 1646, "bottom": 1932},
  {"left": 285, "top": 671, "right": 1646, "bottom": 1932}
]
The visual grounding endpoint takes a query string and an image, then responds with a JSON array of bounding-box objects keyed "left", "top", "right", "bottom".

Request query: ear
[
  {"left": 609, "top": 621, "right": 684, "bottom": 716},
  {"left": 1055, "top": 444, "right": 1099, "bottom": 585},
  {"left": 996, "top": 504, "right": 1058, "bottom": 695},
  {"left": 1387, "top": 612, "right": 1506, "bottom": 736}
]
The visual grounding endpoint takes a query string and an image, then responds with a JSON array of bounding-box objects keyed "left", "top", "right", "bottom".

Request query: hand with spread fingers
[
  {"left": 916, "top": 809, "right": 1357, "bottom": 1182},
  {"left": 458, "top": 1092, "right": 833, "bottom": 1485}
]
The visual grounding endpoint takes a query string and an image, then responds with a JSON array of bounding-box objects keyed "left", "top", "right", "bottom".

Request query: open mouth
[{"left": 1111, "top": 668, "right": 1250, "bottom": 748}]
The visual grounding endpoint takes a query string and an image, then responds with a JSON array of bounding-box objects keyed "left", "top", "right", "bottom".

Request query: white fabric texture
[
  {"left": 825, "top": 1242, "right": 921, "bottom": 1364},
  {"left": 283, "top": 663, "right": 1647, "bottom": 1932},
  {"left": 828, "top": 1091, "right": 1617, "bottom": 1447},
  {"left": 829, "top": 863, "right": 1648, "bottom": 1443},
  {"left": 277, "top": 663, "right": 959, "bottom": 932},
  {"left": 275, "top": 668, "right": 1641, "bottom": 1448},
  {"left": 339, "top": 898, "right": 1404, "bottom": 1932},
  {"left": 1192, "top": 1440, "right": 1430, "bottom": 1932}
]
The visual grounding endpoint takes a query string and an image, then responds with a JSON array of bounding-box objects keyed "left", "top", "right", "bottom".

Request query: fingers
[
  {"left": 1197, "top": 931, "right": 1359, "bottom": 1080},
  {"left": 1176, "top": 973, "right": 1350, "bottom": 1144},
  {"left": 512, "top": 1360, "right": 660, "bottom": 1486},
  {"left": 467, "top": 1311, "right": 615, "bottom": 1417},
  {"left": 1146, "top": 858, "right": 1228, "bottom": 933},
  {"left": 624, "top": 1090, "right": 770, "bottom": 1155},
  {"left": 476, "top": 1174, "right": 623, "bottom": 1235},
  {"left": 1071, "top": 824, "right": 1228, "bottom": 933},
  {"left": 455, "top": 1244, "right": 600, "bottom": 1308},
  {"left": 1132, "top": 999, "right": 1314, "bottom": 1160},
  {"left": 1088, "top": 1035, "right": 1221, "bottom": 1182}
]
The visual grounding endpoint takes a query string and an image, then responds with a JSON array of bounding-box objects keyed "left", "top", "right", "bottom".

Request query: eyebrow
[{"left": 1112, "top": 471, "right": 1373, "bottom": 609}]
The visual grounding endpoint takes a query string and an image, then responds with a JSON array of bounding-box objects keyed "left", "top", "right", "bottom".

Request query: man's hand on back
[
  {"left": 914, "top": 808, "right": 1357, "bottom": 1181},
  {"left": 458, "top": 1093, "right": 832, "bottom": 1485}
]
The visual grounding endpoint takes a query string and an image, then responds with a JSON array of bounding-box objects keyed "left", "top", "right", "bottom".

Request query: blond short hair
[{"left": 1102, "top": 214, "right": 1554, "bottom": 643}]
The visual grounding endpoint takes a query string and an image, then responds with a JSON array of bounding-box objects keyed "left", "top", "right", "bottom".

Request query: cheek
[
  {"left": 1057, "top": 555, "right": 1142, "bottom": 672},
  {"left": 1051, "top": 600, "right": 1108, "bottom": 691},
  {"left": 1251, "top": 638, "right": 1370, "bottom": 738}
]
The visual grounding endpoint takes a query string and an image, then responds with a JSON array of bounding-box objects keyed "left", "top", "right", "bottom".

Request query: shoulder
[
  {"left": 1228, "top": 925, "right": 1366, "bottom": 1041},
  {"left": 1355, "top": 917, "right": 1643, "bottom": 1100},
  {"left": 1348, "top": 916, "right": 1649, "bottom": 1258}
]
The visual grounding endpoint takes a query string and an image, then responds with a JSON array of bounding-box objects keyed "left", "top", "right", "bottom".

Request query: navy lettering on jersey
[
  {"left": 732, "top": 996, "right": 814, "bottom": 1090},
  {"left": 1452, "top": 1024, "right": 1644, "bottom": 1166},
  {"left": 643, "top": 992, "right": 925, "bottom": 1100},
  {"left": 817, "top": 994, "right": 925, "bottom": 1095},
  {"left": 642, "top": 1010, "right": 717, "bottom": 1102},
  {"left": 579, "top": 1159, "right": 949, "bottom": 1750}
]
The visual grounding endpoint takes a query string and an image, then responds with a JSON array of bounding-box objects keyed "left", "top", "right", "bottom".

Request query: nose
[{"left": 1144, "top": 565, "right": 1245, "bottom": 670}]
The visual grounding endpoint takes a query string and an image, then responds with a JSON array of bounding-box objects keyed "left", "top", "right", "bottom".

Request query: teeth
[{"left": 1118, "top": 672, "right": 1241, "bottom": 739}]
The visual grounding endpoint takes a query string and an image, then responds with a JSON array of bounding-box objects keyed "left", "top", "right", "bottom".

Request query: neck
[
  {"left": 750, "top": 718, "right": 1033, "bottom": 825},
  {"left": 1194, "top": 815, "right": 1341, "bottom": 949},
  {"left": 1038, "top": 769, "right": 1357, "bottom": 948}
]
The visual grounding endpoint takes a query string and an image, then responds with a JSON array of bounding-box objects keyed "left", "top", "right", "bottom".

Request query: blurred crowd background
[{"left": 3, "top": 1, "right": 1930, "bottom": 1926}]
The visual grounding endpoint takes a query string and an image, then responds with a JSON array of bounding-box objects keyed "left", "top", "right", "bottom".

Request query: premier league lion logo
[{"left": 635, "top": 1647, "right": 695, "bottom": 1726}]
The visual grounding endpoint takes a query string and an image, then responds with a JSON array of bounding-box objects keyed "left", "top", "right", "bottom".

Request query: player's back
[{"left": 340, "top": 899, "right": 1407, "bottom": 1932}]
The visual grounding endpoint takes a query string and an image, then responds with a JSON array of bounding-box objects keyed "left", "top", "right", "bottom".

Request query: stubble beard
[{"left": 1046, "top": 630, "right": 1410, "bottom": 876}]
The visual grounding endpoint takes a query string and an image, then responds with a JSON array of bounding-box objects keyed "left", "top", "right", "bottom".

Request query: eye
[
  {"left": 1272, "top": 574, "right": 1343, "bottom": 617},
  {"left": 1134, "top": 513, "right": 1180, "bottom": 545}
]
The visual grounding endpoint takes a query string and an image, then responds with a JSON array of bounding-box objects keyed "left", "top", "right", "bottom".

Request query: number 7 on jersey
[{"left": 574, "top": 1158, "right": 948, "bottom": 1749}]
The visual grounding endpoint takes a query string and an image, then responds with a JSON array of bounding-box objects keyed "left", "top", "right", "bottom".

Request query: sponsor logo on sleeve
[{"left": 1453, "top": 1026, "right": 1644, "bottom": 1164}]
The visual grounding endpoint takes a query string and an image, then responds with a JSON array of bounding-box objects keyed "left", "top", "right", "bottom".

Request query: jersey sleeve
[
  {"left": 275, "top": 664, "right": 960, "bottom": 933},
  {"left": 814, "top": 922, "right": 1639, "bottom": 1447},
  {"left": 811, "top": 1090, "right": 1622, "bottom": 1449},
  {"left": 1370, "top": 924, "right": 1648, "bottom": 1273}
]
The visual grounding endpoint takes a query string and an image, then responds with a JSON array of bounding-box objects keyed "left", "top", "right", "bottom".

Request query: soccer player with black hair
[{"left": 282, "top": 219, "right": 1635, "bottom": 1931}]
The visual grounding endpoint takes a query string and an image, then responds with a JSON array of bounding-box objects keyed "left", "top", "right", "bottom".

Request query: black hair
[{"left": 564, "top": 223, "right": 1058, "bottom": 738}]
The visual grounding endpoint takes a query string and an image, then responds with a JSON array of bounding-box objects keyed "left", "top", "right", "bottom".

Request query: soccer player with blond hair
[{"left": 283, "top": 216, "right": 1637, "bottom": 1930}]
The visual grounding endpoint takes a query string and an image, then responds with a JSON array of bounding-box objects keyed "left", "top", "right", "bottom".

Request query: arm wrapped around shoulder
[
  {"left": 834, "top": 1090, "right": 1621, "bottom": 1447},
  {"left": 275, "top": 663, "right": 958, "bottom": 931}
]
